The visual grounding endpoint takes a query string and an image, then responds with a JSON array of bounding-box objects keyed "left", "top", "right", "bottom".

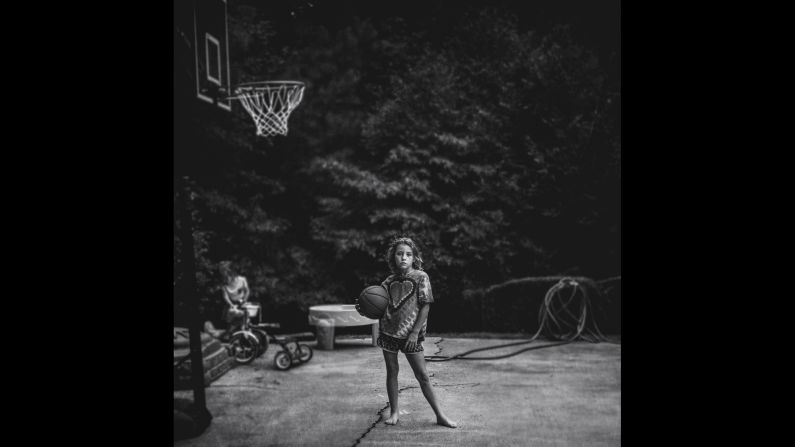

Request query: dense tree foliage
[{"left": 174, "top": 1, "right": 620, "bottom": 332}]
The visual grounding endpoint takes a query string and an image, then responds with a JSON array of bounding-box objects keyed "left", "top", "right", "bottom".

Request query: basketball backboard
[{"left": 175, "top": 0, "right": 231, "bottom": 111}]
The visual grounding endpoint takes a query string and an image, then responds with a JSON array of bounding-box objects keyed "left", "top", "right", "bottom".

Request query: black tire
[
  {"left": 251, "top": 328, "right": 270, "bottom": 356},
  {"left": 298, "top": 344, "right": 313, "bottom": 363},
  {"left": 273, "top": 351, "right": 292, "bottom": 370},
  {"left": 229, "top": 332, "right": 259, "bottom": 365}
]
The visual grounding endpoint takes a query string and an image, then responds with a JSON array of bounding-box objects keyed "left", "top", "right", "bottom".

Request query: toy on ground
[
  {"left": 205, "top": 302, "right": 279, "bottom": 365},
  {"left": 205, "top": 302, "right": 314, "bottom": 369},
  {"left": 271, "top": 334, "right": 313, "bottom": 371}
]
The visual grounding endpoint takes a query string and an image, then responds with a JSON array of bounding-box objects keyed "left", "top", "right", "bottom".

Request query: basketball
[{"left": 356, "top": 285, "right": 389, "bottom": 319}]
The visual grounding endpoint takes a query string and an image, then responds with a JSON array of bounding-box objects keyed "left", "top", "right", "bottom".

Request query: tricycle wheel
[
  {"left": 251, "top": 328, "right": 270, "bottom": 356},
  {"left": 229, "top": 332, "right": 259, "bottom": 365},
  {"left": 298, "top": 344, "right": 313, "bottom": 363},
  {"left": 273, "top": 351, "right": 291, "bottom": 370}
]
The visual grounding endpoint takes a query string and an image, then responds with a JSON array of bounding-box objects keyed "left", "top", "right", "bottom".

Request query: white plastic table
[{"left": 308, "top": 304, "right": 379, "bottom": 349}]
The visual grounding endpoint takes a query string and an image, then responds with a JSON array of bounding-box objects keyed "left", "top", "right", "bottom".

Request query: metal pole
[{"left": 177, "top": 175, "right": 212, "bottom": 428}]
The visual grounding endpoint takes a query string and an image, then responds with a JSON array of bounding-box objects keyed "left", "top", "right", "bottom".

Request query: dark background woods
[{"left": 174, "top": 0, "right": 621, "bottom": 334}]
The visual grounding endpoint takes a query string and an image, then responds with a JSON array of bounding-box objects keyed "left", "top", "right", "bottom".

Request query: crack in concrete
[
  {"left": 432, "top": 337, "right": 445, "bottom": 356},
  {"left": 352, "top": 339, "right": 456, "bottom": 446},
  {"left": 351, "top": 402, "right": 390, "bottom": 447},
  {"left": 351, "top": 385, "right": 417, "bottom": 447}
]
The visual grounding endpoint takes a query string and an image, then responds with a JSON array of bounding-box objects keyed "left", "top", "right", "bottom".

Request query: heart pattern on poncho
[{"left": 388, "top": 278, "right": 417, "bottom": 310}]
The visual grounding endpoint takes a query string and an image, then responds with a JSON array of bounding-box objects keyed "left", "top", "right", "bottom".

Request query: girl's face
[{"left": 394, "top": 243, "right": 414, "bottom": 273}]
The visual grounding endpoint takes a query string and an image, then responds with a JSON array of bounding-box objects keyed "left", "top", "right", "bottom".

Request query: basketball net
[{"left": 233, "top": 81, "right": 305, "bottom": 137}]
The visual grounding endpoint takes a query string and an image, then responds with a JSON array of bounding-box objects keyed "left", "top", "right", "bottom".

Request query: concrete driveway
[{"left": 174, "top": 336, "right": 620, "bottom": 447}]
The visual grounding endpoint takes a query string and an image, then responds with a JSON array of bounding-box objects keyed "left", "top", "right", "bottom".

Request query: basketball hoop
[{"left": 230, "top": 81, "right": 305, "bottom": 137}]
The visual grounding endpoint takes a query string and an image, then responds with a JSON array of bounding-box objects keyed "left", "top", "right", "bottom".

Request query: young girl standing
[{"left": 373, "top": 236, "right": 457, "bottom": 428}]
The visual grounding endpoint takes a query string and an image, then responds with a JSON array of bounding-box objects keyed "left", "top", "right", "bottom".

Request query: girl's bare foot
[
  {"left": 384, "top": 412, "right": 399, "bottom": 425},
  {"left": 436, "top": 414, "right": 458, "bottom": 428}
]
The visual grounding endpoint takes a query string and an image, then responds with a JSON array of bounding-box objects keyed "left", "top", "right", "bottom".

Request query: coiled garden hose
[{"left": 424, "top": 277, "right": 618, "bottom": 362}]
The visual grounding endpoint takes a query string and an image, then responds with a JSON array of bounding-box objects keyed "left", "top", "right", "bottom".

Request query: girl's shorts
[{"left": 377, "top": 333, "right": 424, "bottom": 354}]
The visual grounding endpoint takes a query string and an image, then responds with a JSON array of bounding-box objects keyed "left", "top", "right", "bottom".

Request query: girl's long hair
[
  {"left": 219, "top": 260, "right": 237, "bottom": 282},
  {"left": 385, "top": 236, "right": 424, "bottom": 273}
]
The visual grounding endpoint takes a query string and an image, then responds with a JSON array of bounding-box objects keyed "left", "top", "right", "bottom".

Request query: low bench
[{"left": 308, "top": 305, "right": 379, "bottom": 350}]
